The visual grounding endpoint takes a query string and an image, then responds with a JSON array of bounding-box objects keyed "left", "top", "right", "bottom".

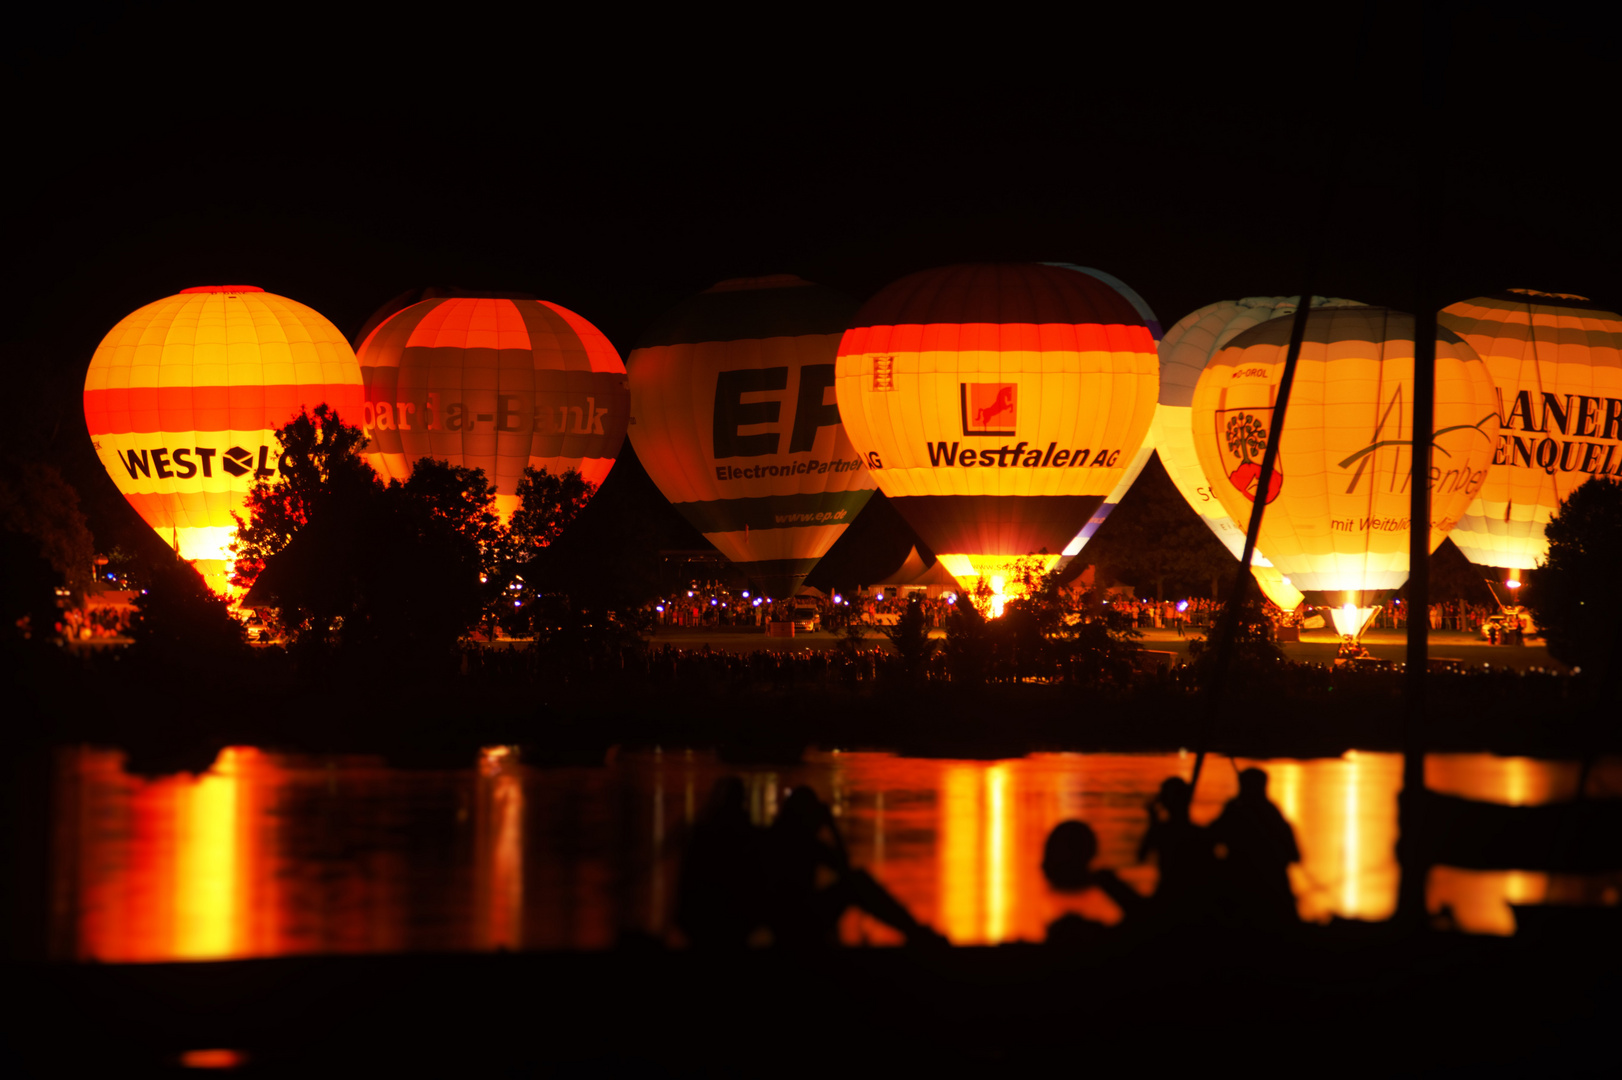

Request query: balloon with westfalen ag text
[
  {"left": 83, "top": 286, "right": 364, "bottom": 595},
  {"left": 1190, "top": 306, "right": 1499, "bottom": 639},
  {"left": 1155, "top": 296, "right": 1366, "bottom": 611},
  {"left": 355, "top": 296, "right": 629, "bottom": 522},
  {"left": 627, "top": 276, "right": 875, "bottom": 599},
  {"left": 834, "top": 263, "right": 1158, "bottom": 611},
  {"left": 1438, "top": 289, "right": 1622, "bottom": 574},
  {"left": 1042, "top": 264, "right": 1164, "bottom": 570}
]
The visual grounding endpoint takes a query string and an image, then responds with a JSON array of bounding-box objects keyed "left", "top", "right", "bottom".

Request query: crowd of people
[
  {"left": 639, "top": 589, "right": 1520, "bottom": 641},
  {"left": 675, "top": 766, "right": 1303, "bottom": 949}
]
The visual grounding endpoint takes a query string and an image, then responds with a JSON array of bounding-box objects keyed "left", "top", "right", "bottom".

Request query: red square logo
[{"left": 961, "top": 382, "right": 1017, "bottom": 435}]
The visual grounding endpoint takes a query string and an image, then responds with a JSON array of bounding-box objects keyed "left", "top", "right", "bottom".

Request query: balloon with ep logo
[{"left": 627, "top": 276, "right": 876, "bottom": 599}]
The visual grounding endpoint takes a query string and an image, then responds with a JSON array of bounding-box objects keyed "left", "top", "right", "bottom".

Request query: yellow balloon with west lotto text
[{"left": 1190, "top": 307, "right": 1498, "bottom": 638}]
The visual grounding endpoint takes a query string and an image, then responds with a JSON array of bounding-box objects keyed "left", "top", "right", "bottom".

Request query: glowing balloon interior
[
  {"left": 835, "top": 263, "right": 1158, "bottom": 598},
  {"left": 1189, "top": 307, "right": 1499, "bottom": 634},
  {"left": 1438, "top": 289, "right": 1622, "bottom": 571},
  {"left": 1155, "top": 296, "right": 1367, "bottom": 611},
  {"left": 355, "top": 297, "right": 629, "bottom": 522},
  {"left": 1041, "top": 264, "right": 1162, "bottom": 569},
  {"left": 83, "top": 286, "right": 364, "bottom": 594}
]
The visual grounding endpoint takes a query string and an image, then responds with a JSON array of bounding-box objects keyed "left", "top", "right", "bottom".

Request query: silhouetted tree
[
  {"left": 0, "top": 458, "right": 95, "bottom": 644},
  {"left": 1528, "top": 477, "right": 1622, "bottom": 679},
  {"left": 944, "top": 596, "right": 991, "bottom": 687},
  {"left": 1188, "top": 578, "right": 1284, "bottom": 688},
  {"left": 482, "top": 466, "right": 598, "bottom": 637},
  {"left": 232, "top": 404, "right": 376, "bottom": 592},
  {"left": 883, "top": 595, "right": 936, "bottom": 684},
  {"left": 238, "top": 409, "right": 483, "bottom": 667},
  {"left": 509, "top": 466, "right": 596, "bottom": 555},
  {"left": 127, "top": 555, "right": 249, "bottom": 668}
]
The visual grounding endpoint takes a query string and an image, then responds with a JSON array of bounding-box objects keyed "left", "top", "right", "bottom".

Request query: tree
[
  {"left": 508, "top": 466, "right": 596, "bottom": 556},
  {"left": 1187, "top": 578, "right": 1284, "bottom": 689},
  {"left": 238, "top": 409, "right": 483, "bottom": 665},
  {"left": 1528, "top": 477, "right": 1622, "bottom": 678},
  {"left": 232, "top": 404, "right": 376, "bottom": 592},
  {"left": 883, "top": 595, "right": 937, "bottom": 684},
  {"left": 1001, "top": 562, "right": 1142, "bottom": 688},
  {"left": 127, "top": 555, "right": 249, "bottom": 667},
  {"left": 0, "top": 458, "right": 95, "bottom": 643},
  {"left": 396, "top": 458, "right": 510, "bottom": 634}
]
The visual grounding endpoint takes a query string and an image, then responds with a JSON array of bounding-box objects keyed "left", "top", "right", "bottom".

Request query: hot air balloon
[
  {"left": 1042, "top": 264, "right": 1163, "bottom": 568},
  {"left": 83, "top": 286, "right": 364, "bottom": 595},
  {"left": 627, "top": 275, "right": 875, "bottom": 599},
  {"left": 355, "top": 297, "right": 629, "bottom": 521},
  {"left": 1437, "top": 290, "right": 1622, "bottom": 580},
  {"left": 834, "top": 263, "right": 1158, "bottom": 610},
  {"left": 1154, "top": 296, "right": 1366, "bottom": 611},
  {"left": 1190, "top": 307, "right": 1499, "bottom": 639}
]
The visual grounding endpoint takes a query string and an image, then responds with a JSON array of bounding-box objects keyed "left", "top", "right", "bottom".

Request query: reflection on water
[{"left": 50, "top": 747, "right": 1622, "bottom": 961}]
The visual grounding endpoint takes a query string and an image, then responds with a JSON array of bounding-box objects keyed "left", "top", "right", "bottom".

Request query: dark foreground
[{"left": 7, "top": 920, "right": 1618, "bottom": 1075}]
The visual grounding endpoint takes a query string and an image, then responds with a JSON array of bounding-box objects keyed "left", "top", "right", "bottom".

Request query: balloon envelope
[
  {"left": 1155, "top": 296, "right": 1365, "bottom": 610},
  {"left": 834, "top": 263, "right": 1158, "bottom": 594},
  {"left": 628, "top": 275, "right": 876, "bottom": 599},
  {"left": 1438, "top": 289, "right": 1622, "bottom": 571},
  {"left": 83, "top": 285, "right": 363, "bottom": 594},
  {"left": 356, "top": 297, "right": 629, "bottom": 522},
  {"left": 1042, "top": 264, "right": 1162, "bottom": 569},
  {"left": 1190, "top": 307, "right": 1498, "bottom": 632}
]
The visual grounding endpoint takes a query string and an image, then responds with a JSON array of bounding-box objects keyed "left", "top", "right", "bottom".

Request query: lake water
[{"left": 48, "top": 746, "right": 1622, "bottom": 961}]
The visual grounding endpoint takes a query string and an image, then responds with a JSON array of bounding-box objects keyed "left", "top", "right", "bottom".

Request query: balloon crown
[{"left": 180, "top": 285, "right": 265, "bottom": 294}]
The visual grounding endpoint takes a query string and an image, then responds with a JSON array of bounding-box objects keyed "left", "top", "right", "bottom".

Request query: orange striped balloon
[
  {"left": 83, "top": 286, "right": 364, "bottom": 594},
  {"left": 356, "top": 297, "right": 629, "bottom": 521}
]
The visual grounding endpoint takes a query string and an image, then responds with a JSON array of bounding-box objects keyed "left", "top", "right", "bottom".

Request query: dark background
[{"left": 6, "top": 2, "right": 1617, "bottom": 593}]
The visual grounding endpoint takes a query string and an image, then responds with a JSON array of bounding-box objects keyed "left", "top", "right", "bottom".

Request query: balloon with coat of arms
[
  {"left": 1155, "top": 296, "right": 1366, "bottom": 611},
  {"left": 1190, "top": 306, "right": 1499, "bottom": 638}
]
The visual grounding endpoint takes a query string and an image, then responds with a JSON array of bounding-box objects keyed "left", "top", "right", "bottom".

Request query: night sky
[{"left": 8, "top": 3, "right": 1618, "bottom": 581}]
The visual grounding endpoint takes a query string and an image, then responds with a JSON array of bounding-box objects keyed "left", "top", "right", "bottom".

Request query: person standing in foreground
[{"left": 1210, "top": 768, "right": 1301, "bottom": 929}]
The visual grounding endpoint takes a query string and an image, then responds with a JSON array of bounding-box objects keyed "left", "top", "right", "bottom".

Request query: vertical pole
[
  {"left": 1187, "top": 0, "right": 1374, "bottom": 794},
  {"left": 1397, "top": 0, "right": 1447, "bottom": 931}
]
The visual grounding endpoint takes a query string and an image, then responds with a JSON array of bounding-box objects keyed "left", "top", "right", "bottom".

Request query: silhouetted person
[
  {"left": 1042, "top": 820, "right": 1146, "bottom": 945},
  {"left": 1210, "top": 768, "right": 1301, "bottom": 930},
  {"left": 675, "top": 778, "right": 763, "bottom": 949},
  {"left": 1137, "top": 776, "right": 1217, "bottom": 924},
  {"left": 761, "top": 786, "right": 939, "bottom": 948}
]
